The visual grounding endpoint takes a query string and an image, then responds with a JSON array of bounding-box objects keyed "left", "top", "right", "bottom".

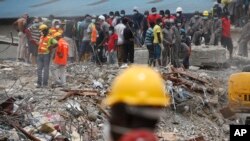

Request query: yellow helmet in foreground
[{"left": 104, "top": 65, "right": 170, "bottom": 107}]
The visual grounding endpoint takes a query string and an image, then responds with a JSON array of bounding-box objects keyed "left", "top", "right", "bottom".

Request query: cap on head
[
  {"left": 165, "top": 9, "right": 170, "bottom": 15},
  {"left": 92, "top": 15, "right": 97, "bottom": 19},
  {"left": 151, "top": 7, "right": 157, "bottom": 13},
  {"left": 121, "top": 10, "right": 126, "bottom": 15},
  {"left": 103, "top": 65, "right": 170, "bottom": 107},
  {"left": 115, "top": 11, "right": 120, "bottom": 16},
  {"left": 133, "top": 6, "right": 138, "bottom": 12},
  {"left": 176, "top": 7, "right": 183, "bottom": 13},
  {"left": 98, "top": 15, "right": 105, "bottom": 21},
  {"left": 109, "top": 11, "right": 114, "bottom": 16},
  {"left": 203, "top": 10, "right": 209, "bottom": 17},
  {"left": 39, "top": 24, "right": 48, "bottom": 31},
  {"left": 54, "top": 32, "right": 62, "bottom": 38}
]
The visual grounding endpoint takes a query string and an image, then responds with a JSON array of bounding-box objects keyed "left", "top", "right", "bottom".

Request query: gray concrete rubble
[
  {"left": 0, "top": 60, "right": 242, "bottom": 141},
  {"left": 134, "top": 48, "right": 149, "bottom": 64},
  {"left": 190, "top": 45, "right": 228, "bottom": 67}
]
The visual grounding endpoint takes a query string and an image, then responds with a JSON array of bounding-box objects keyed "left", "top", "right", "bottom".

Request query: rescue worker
[
  {"left": 171, "top": 19, "right": 182, "bottom": 68},
  {"left": 188, "top": 11, "right": 203, "bottom": 45},
  {"left": 221, "top": 12, "right": 233, "bottom": 59},
  {"left": 88, "top": 16, "right": 98, "bottom": 63},
  {"left": 141, "top": 10, "right": 150, "bottom": 44},
  {"left": 37, "top": 24, "right": 58, "bottom": 88},
  {"left": 213, "top": 0, "right": 223, "bottom": 18},
  {"left": 132, "top": 6, "right": 144, "bottom": 47},
  {"left": 200, "top": 11, "right": 212, "bottom": 45},
  {"left": 107, "top": 11, "right": 115, "bottom": 26},
  {"left": 115, "top": 18, "right": 126, "bottom": 66},
  {"left": 98, "top": 15, "right": 110, "bottom": 63},
  {"left": 175, "top": 7, "right": 186, "bottom": 29},
  {"left": 103, "top": 65, "right": 170, "bottom": 141},
  {"left": 153, "top": 18, "right": 163, "bottom": 66},
  {"left": 64, "top": 20, "right": 78, "bottom": 63},
  {"left": 49, "top": 20, "right": 64, "bottom": 61},
  {"left": 112, "top": 11, "right": 121, "bottom": 26},
  {"left": 162, "top": 19, "right": 174, "bottom": 66},
  {"left": 123, "top": 20, "right": 135, "bottom": 64},
  {"left": 162, "top": 9, "right": 176, "bottom": 27},
  {"left": 13, "top": 14, "right": 28, "bottom": 62},
  {"left": 180, "top": 29, "right": 191, "bottom": 69},
  {"left": 209, "top": 13, "right": 222, "bottom": 45},
  {"left": 52, "top": 32, "right": 69, "bottom": 87},
  {"left": 238, "top": 18, "right": 250, "bottom": 57},
  {"left": 26, "top": 17, "right": 41, "bottom": 65},
  {"left": 147, "top": 7, "right": 162, "bottom": 25},
  {"left": 159, "top": 10, "right": 165, "bottom": 18},
  {"left": 120, "top": 10, "right": 128, "bottom": 21},
  {"left": 144, "top": 22, "right": 155, "bottom": 66},
  {"left": 79, "top": 15, "right": 91, "bottom": 62},
  {"left": 49, "top": 20, "right": 63, "bottom": 37}
]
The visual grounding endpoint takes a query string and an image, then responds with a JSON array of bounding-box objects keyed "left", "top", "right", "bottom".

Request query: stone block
[
  {"left": 190, "top": 45, "right": 227, "bottom": 67},
  {"left": 134, "top": 48, "right": 148, "bottom": 64}
]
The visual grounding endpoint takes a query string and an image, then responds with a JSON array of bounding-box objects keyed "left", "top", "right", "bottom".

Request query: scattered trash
[
  {"left": 120, "top": 64, "right": 128, "bottom": 69},
  {"left": 0, "top": 60, "right": 239, "bottom": 140},
  {"left": 92, "top": 80, "right": 103, "bottom": 89}
]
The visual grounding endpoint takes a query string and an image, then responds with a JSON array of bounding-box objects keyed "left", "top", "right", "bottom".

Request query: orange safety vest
[
  {"left": 38, "top": 35, "right": 52, "bottom": 54},
  {"left": 90, "top": 24, "right": 97, "bottom": 43},
  {"left": 54, "top": 38, "right": 68, "bottom": 65}
]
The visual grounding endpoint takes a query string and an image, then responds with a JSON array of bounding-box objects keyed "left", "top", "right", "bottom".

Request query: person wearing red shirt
[
  {"left": 221, "top": 12, "right": 233, "bottom": 59},
  {"left": 162, "top": 9, "right": 176, "bottom": 28},
  {"left": 147, "top": 7, "right": 162, "bottom": 25},
  {"left": 107, "top": 11, "right": 114, "bottom": 26},
  {"left": 53, "top": 32, "right": 69, "bottom": 87},
  {"left": 108, "top": 26, "right": 118, "bottom": 64}
]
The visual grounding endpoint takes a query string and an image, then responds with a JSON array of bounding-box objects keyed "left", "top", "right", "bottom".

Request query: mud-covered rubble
[{"left": 0, "top": 60, "right": 241, "bottom": 141}]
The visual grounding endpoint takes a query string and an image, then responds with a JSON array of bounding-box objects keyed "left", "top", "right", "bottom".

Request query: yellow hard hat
[
  {"left": 203, "top": 11, "right": 209, "bottom": 17},
  {"left": 39, "top": 24, "right": 48, "bottom": 31},
  {"left": 54, "top": 32, "right": 62, "bottom": 38},
  {"left": 104, "top": 65, "right": 170, "bottom": 107}
]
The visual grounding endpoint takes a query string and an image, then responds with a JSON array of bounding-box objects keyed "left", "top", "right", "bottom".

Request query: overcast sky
[{"left": 0, "top": 0, "right": 213, "bottom": 18}]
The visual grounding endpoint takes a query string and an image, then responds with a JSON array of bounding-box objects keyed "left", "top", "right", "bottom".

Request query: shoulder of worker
[{"left": 60, "top": 38, "right": 69, "bottom": 46}]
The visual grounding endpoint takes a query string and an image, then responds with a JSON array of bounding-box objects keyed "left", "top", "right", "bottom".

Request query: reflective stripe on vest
[{"left": 38, "top": 36, "right": 51, "bottom": 54}]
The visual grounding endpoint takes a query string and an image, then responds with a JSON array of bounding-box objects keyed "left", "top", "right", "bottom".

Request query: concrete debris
[
  {"left": 190, "top": 45, "right": 227, "bottom": 67},
  {"left": 93, "top": 80, "right": 103, "bottom": 89},
  {"left": 0, "top": 60, "right": 241, "bottom": 140}
]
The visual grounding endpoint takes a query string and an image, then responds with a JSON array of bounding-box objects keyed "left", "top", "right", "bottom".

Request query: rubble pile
[{"left": 0, "top": 60, "right": 237, "bottom": 141}]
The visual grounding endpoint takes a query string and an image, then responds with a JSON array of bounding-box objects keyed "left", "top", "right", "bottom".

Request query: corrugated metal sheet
[{"left": 0, "top": 0, "right": 213, "bottom": 18}]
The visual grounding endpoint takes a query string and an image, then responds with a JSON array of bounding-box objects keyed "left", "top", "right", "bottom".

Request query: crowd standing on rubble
[
  {"left": 12, "top": 0, "right": 250, "bottom": 88},
  {"left": 5, "top": 0, "right": 250, "bottom": 141}
]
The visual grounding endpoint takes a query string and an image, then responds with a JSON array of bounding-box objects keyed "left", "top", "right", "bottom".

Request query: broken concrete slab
[
  {"left": 134, "top": 48, "right": 148, "bottom": 64},
  {"left": 220, "top": 106, "right": 236, "bottom": 119},
  {"left": 190, "top": 45, "right": 227, "bottom": 67}
]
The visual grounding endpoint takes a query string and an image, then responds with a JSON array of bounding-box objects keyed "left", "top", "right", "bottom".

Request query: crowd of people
[{"left": 12, "top": 0, "right": 250, "bottom": 88}]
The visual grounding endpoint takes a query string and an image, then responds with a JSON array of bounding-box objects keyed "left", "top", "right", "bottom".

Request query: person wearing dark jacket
[
  {"left": 180, "top": 29, "right": 191, "bottom": 69},
  {"left": 141, "top": 10, "right": 150, "bottom": 45},
  {"left": 123, "top": 20, "right": 135, "bottom": 63},
  {"left": 132, "top": 6, "right": 144, "bottom": 47}
]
